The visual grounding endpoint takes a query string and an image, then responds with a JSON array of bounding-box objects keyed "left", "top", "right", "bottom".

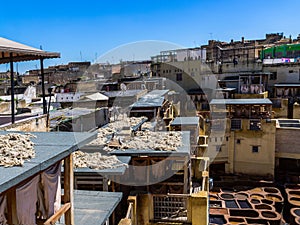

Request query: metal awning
[{"left": 0, "top": 37, "right": 60, "bottom": 63}]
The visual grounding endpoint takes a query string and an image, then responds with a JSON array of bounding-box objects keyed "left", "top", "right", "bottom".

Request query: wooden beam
[
  {"left": 43, "top": 203, "right": 71, "bottom": 225},
  {"left": 64, "top": 154, "right": 74, "bottom": 225},
  {"left": 7, "top": 188, "right": 18, "bottom": 224}
]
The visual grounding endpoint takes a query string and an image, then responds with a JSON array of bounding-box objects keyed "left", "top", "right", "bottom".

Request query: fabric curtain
[
  {"left": 16, "top": 175, "right": 39, "bottom": 225},
  {"left": 39, "top": 162, "right": 62, "bottom": 219}
]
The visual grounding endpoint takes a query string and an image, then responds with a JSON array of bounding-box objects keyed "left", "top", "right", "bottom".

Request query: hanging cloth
[
  {"left": 41, "top": 162, "right": 62, "bottom": 218},
  {"left": 16, "top": 175, "right": 39, "bottom": 225}
]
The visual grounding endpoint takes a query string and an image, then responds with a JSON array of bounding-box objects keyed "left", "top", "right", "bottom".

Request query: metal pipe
[
  {"left": 10, "top": 53, "right": 15, "bottom": 124},
  {"left": 40, "top": 57, "right": 47, "bottom": 114}
]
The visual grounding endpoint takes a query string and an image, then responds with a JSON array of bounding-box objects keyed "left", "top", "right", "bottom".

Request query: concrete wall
[
  {"left": 0, "top": 115, "right": 47, "bottom": 132},
  {"left": 227, "top": 119, "right": 276, "bottom": 177},
  {"left": 276, "top": 128, "right": 300, "bottom": 159},
  {"left": 293, "top": 103, "right": 300, "bottom": 119},
  {"left": 263, "top": 63, "right": 300, "bottom": 87},
  {"left": 66, "top": 108, "right": 109, "bottom": 132},
  {"left": 0, "top": 102, "right": 10, "bottom": 113},
  {"left": 271, "top": 98, "right": 289, "bottom": 118},
  {"left": 152, "top": 61, "right": 217, "bottom": 92}
]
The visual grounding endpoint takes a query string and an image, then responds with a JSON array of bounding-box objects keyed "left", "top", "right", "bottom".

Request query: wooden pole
[
  {"left": 40, "top": 57, "right": 47, "bottom": 114},
  {"left": 10, "top": 53, "right": 15, "bottom": 124},
  {"left": 64, "top": 154, "right": 74, "bottom": 225}
]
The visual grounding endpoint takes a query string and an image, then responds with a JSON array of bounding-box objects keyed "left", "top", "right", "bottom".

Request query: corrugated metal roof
[
  {"left": 0, "top": 37, "right": 60, "bottom": 64},
  {"left": 210, "top": 98, "right": 273, "bottom": 105}
]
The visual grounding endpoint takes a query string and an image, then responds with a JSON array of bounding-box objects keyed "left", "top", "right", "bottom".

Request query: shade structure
[
  {"left": 0, "top": 37, "right": 60, "bottom": 64},
  {"left": 0, "top": 37, "right": 60, "bottom": 124}
]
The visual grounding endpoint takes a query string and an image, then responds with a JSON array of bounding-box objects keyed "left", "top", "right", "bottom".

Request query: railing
[
  {"left": 43, "top": 203, "right": 71, "bottom": 225},
  {"left": 153, "top": 194, "right": 188, "bottom": 222}
]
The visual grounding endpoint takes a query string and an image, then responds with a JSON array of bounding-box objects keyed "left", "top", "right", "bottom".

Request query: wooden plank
[
  {"left": 64, "top": 154, "right": 74, "bottom": 225},
  {"left": 44, "top": 203, "right": 71, "bottom": 225}
]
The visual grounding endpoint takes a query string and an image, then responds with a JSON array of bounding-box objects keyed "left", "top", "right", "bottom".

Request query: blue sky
[{"left": 1, "top": 0, "right": 300, "bottom": 73}]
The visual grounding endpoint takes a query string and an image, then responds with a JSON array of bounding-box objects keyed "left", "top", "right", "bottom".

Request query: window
[
  {"left": 236, "top": 139, "right": 241, "bottom": 144},
  {"left": 176, "top": 73, "right": 182, "bottom": 81},
  {"left": 216, "top": 145, "right": 222, "bottom": 152},
  {"left": 249, "top": 119, "right": 261, "bottom": 131},
  {"left": 252, "top": 146, "right": 259, "bottom": 153},
  {"left": 289, "top": 70, "right": 294, "bottom": 73},
  {"left": 270, "top": 72, "right": 277, "bottom": 80},
  {"left": 231, "top": 119, "right": 242, "bottom": 130}
]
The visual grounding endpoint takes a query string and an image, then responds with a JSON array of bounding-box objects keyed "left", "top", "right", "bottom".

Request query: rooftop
[
  {"left": 170, "top": 117, "right": 200, "bottom": 126},
  {"left": 210, "top": 98, "right": 273, "bottom": 105},
  {"left": 0, "top": 131, "right": 96, "bottom": 193},
  {"left": 58, "top": 190, "right": 122, "bottom": 225}
]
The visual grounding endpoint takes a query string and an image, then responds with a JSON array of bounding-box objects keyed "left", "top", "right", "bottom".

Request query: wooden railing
[{"left": 43, "top": 203, "right": 71, "bottom": 225}]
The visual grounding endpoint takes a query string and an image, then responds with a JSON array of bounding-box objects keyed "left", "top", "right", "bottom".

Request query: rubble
[
  {"left": 0, "top": 133, "right": 36, "bottom": 167},
  {"left": 88, "top": 116, "right": 147, "bottom": 146},
  {"left": 106, "top": 130, "right": 183, "bottom": 151},
  {"left": 73, "top": 151, "right": 127, "bottom": 170}
]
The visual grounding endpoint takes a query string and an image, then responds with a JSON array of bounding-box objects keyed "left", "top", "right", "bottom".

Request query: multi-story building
[{"left": 203, "top": 98, "right": 276, "bottom": 178}]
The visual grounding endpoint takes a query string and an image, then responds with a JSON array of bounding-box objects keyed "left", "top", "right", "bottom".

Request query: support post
[
  {"left": 40, "top": 57, "right": 47, "bottom": 114},
  {"left": 64, "top": 154, "right": 74, "bottom": 225},
  {"left": 10, "top": 53, "right": 15, "bottom": 124},
  {"left": 7, "top": 188, "right": 18, "bottom": 224}
]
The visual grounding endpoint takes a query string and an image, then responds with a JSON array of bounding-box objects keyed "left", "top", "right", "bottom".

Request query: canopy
[{"left": 0, "top": 37, "right": 60, "bottom": 63}]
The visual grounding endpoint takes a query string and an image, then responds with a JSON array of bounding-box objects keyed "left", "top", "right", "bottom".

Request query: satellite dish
[{"left": 120, "top": 83, "right": 127, "bottom": 92}]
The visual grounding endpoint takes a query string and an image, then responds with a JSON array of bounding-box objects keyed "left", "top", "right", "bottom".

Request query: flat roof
[
  {"left": 215, "top": 88, "right": 236, "bottom": 92},
  {"left": 170, "top": 117, "right": 199, "bottom": 126},
  {"left": 58, "top": 190, "right": 122, "bottom": 225},
  {"left": 102, "top": 89, "right": 145, "bottom": 98},
  {"left": 147, "top": 89, "right": 169, "bottom": 97},
  {"left": 0, "top": 131, "right": 97, "bottom": 193},
  {"left": 210, "top": 98, "right": 273, "bottom": 105},
  {"left": 278, "top": 119, "right": 300, "bottom": 128},
  {"left": 274, "top": 83, "right": 300, "bottom": 87},
  {"left": 130, "top": 96, "right": 165, "bottom": 108}
]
